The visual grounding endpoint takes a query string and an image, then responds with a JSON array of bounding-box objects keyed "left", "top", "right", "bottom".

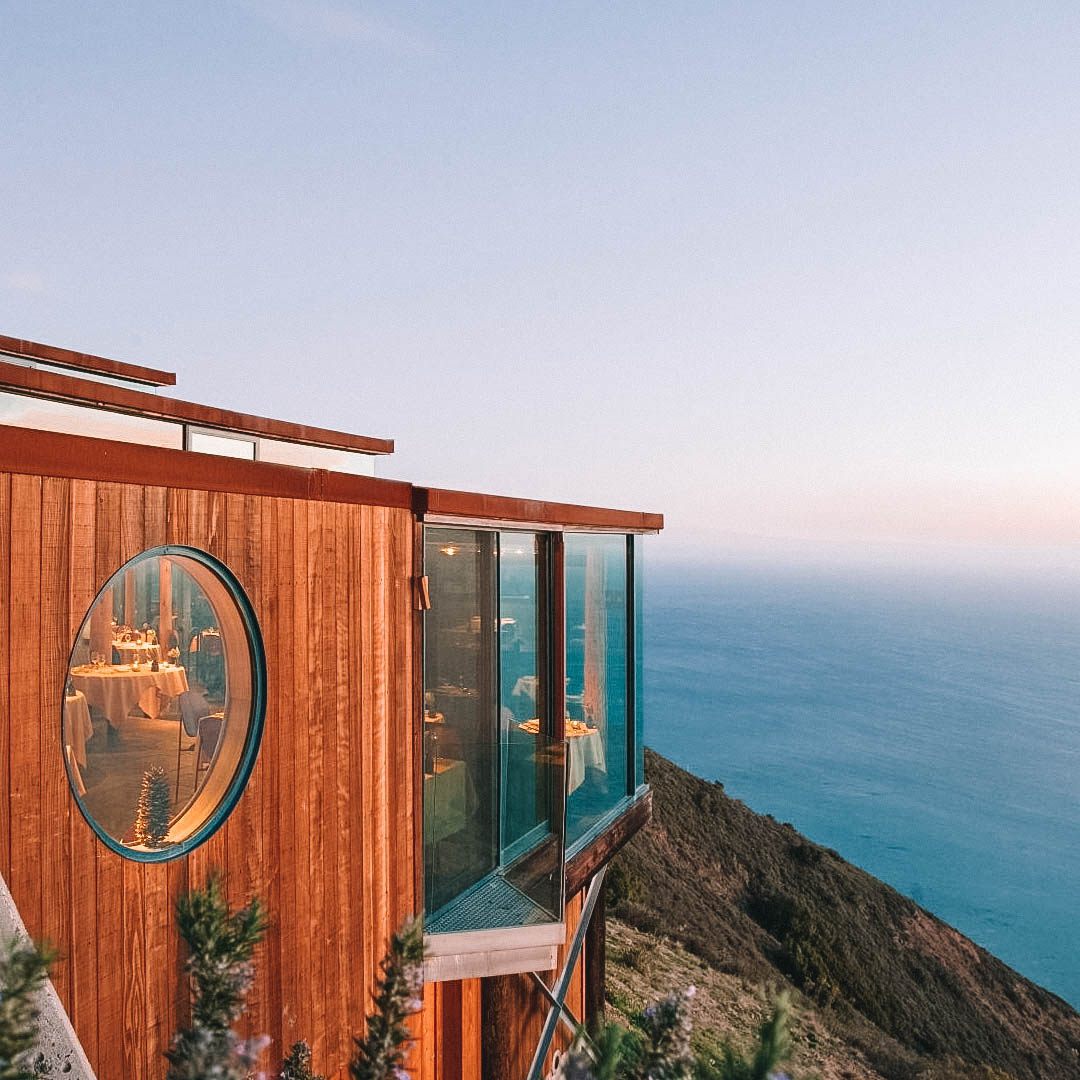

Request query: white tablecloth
[
  {"left": 423, "top": 758, "right": 467, "bottom": 843},
  {"left": 517, "top": 719, "right": 606, "bottom": 793},
  {"left": 567, "top": 727, "right": 605, "bottom": 792},
  {"left": 70, "top": 664, "right": 190, "bottom": 727},
  {"left": 113, "top": 641, "right": 162, "bottom": 663},
  {"left": 64, "top": 691, "right": 93, "bottom": 767}
]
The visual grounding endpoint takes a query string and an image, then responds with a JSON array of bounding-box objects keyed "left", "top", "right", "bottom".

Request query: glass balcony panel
[{"left": 565, "top": 533, "right": 629, "bottom": 848}]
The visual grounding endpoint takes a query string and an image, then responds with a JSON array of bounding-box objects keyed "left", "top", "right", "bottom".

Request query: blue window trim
[{"left": 64, "top": 544, "right": 267, "bottom": 863}]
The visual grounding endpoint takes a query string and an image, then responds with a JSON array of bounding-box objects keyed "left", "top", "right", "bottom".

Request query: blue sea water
[{"left": 643, "top": 559, "right": 1080, "bottom": 1008}]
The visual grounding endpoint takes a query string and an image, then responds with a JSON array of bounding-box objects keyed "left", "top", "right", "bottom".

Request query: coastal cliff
[{"left": 605, "top": 750, "right": 1080, "bottom": 1080}]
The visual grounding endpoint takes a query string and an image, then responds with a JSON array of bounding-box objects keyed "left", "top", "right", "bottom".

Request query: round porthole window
[{"left": 63, "top": 546, "right": 265, "bottom": 860}]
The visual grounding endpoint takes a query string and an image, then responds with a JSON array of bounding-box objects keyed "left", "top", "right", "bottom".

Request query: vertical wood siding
[
  {"left": 0, "top": 475, "right": 416, "bottom": 1079},
  {"left": 423, "top": 889, "right": 589, "bottom": 1080}
]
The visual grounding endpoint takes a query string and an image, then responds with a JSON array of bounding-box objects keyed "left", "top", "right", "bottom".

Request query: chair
[
  {"left": 194, "top": 713, "right": 225, "bottom": 790},
  {"left": 176, "top": 690, "right": 212, "bottom": 799},
  {"left": 66, "top": 744, "right": 87, "bottom": 797}
]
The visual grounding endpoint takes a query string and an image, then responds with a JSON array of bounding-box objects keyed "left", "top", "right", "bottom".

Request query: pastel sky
[{"left": 3, "top": 3, "right": 1080, "bottom": 563}]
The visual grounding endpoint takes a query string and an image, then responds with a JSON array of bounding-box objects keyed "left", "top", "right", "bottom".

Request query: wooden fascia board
[
  {"left": 0, "top": 332, "right": 177, "bottom": 386},
  {"left": 0, "top": 424, "right": 412, "bottom": 508},
  {"left": 416, "top": 485, "right": 664, "bottom": 533},
  {"left": 0, "top": 359, "right": 395, "bottom": 455},
  {"left": 565, "top": 790, "right": 653, "bottom": 897}
]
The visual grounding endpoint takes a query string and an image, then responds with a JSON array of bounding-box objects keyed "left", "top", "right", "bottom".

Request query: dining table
[
  {"left": 113, "top": 640, "right": 162, "bottom": 663},
  {"left": 517, "top": 718, "right": 606, "bottom": 792},
  {"left": 70, "top": 663, "right": 190, "bottom": 728}
]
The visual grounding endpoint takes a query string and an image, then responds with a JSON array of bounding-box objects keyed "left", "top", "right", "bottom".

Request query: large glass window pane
[
  {"left": 565, "top": 533, "right": 629, "bottom": 848},
  {"left": 499, "top": 532, "right": 549, "bottom": 861},
  {"left": 423, "top": 529, "right": 498, "bottom": 916},
  {"left": 423, "top": 527, "right": 564, "bottom": 932},
  {"left": 634, "top": 537, "right": 645, "bottom": 790}
]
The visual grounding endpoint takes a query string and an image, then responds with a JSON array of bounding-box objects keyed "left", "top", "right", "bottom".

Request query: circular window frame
[{"left": 63, "top": 544, "right": 267, "bottom": 862}]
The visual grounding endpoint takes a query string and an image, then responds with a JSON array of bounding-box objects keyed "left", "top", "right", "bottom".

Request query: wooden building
[{"left": 0, "top": 332, "right": 661, "bottom": 1079}]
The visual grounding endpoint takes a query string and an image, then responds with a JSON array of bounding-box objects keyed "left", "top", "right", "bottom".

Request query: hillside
[{"left": 605, "top": 750, "right": 1080, "bottom": 1080}]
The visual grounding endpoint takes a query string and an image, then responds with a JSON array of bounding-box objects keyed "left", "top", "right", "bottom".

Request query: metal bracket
[{"left": 525, "top": 865, "right": 607, "bottom": 1080}]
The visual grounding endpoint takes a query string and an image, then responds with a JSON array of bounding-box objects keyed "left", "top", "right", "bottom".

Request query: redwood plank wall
[
  {"left": 0, "top": 473, "right": 417, "bottom": 1079},
  {"left": 421, "top": 889, "right": 589, "bottom": 1080}
]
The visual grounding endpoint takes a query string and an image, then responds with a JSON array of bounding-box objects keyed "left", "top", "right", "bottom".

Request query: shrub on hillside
[{"left": 0, "top": 937, "right": 54, "bottom": 1080}]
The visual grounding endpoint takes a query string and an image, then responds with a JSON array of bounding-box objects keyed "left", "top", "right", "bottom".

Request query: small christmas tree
[
  {"left": 281, "top": 1041, "right": 325, "bottom": 1080},
  {"left": 349, "top": 918, "right": 424, "bottom": 1080},
  {"left": 133, "top": 765, "right": 171, "bottom": 847},
  {"left": 165, "top": 873, "right": 269, "bottom": 1080}
]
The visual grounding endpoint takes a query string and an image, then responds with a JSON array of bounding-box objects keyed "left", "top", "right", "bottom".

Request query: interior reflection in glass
[{"left": 64, "top": 552, "right": 246, "bottom": 851}]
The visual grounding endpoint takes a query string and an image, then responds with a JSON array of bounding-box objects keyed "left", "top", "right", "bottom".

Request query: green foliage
[
  {"left": 606, "top": 859, "right": 641, "bottom": 912},
  {"left": 566, "top": 986, "right": 786, "bottom": 1080},
  {"left": 0, "top": 938, "right": 54, "bottom": 1080},
  {"left": 349, "top": 917, "right": 424, "bottom": 1080},
  {"left": 165, "top": 873, "right": 269, "bottom": 1080},
  {"left": 695, "top": 994, "right": 793, "bottom": 1080},
  {"left": 175, "top": 872, "right": 267, "bottom": 1032},
  {"left": 134, "top": 765, "right": 171, "bottom": 847},
  {"left": 281, "top": 1040, "right": 325, "bottom": 1080},
  {"left": 745, "top": 896, "right": 839, "bottom": 1007},
  {"left": 625, "top": 988, "right": 696, "bottom": 1080}
]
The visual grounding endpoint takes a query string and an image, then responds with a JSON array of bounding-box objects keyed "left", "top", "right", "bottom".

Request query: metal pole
[{"left": 524, "top": 865, "right": 607, "bottom": 1080}]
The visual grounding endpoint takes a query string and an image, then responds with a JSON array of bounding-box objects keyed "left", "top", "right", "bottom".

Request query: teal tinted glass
[
  {"left": 423, "top": 528, "right": 564, "bottom": 930},
  {"left": 423, "top": 529, "right": 498, "bottom": 916},
  {"left": 634, "top": 537, "right": 645, "bottom": 789},
  {"left": 564, "top": 533, "right": 628, "bottom": 847},
  {"left": 499, "top": 533, "right": 549, "bottom": 861}
]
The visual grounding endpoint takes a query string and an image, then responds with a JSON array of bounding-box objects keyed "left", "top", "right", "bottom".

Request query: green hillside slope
[{"left": 606, "top": 750, "right": 1080, "bottom": 1080}]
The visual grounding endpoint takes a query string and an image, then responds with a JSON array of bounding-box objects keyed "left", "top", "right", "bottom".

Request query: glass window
[
  {"left": 565, "top": 533, "right": 629, "bottom": 848},
  {"left": 423, "top": 528, "right": 498, "bottom": 915},
  {"left": 63, "top": 547, "right": 265, "bottom": 860},
  {"left": 499, "top": 533, "right": 549, "bottom": 862},
  {"left": 257, "top": 437, "right": 376, "bottom": 476},
  {"left": 423, "top": 528, "right": 563, "bottom": 932},
  {"left": 0, "top": 389, "right": 183, "bottom": 448},
  {"left": 633, "top": 536, "right": 645, "bottom": 790},
  {"left": 186, "top": 428, "right": 257, "bottom": 459}
]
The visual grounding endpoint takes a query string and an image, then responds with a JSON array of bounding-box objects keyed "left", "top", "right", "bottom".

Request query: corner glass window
[
  {"left": 565, "top": 534, "right": 629, "bottom": 847},
  {"left": 423, "top": 528, "right": 564, "bottom": 933},
  {"left": 63, "top": 547, "right": 265, "bottom": 860}
]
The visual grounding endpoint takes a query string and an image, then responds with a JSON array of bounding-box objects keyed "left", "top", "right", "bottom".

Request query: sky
[{"left": 3, "top": 2, "right": 1080, "bottom": 565}]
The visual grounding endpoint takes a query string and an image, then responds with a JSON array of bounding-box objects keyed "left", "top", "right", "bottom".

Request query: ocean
[{"left": 642, "top": 559, "right": 1080, "bottom": 1008}]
